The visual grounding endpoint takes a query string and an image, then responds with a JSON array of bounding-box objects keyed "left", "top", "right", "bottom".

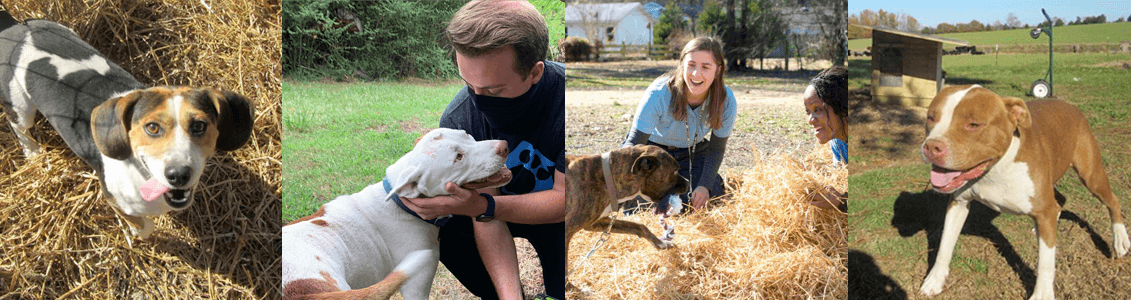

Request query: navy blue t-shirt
[{"left": 439, "top": 60, "right": 565, "bottom": 195}]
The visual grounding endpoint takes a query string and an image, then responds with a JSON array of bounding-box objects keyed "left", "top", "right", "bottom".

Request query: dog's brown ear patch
[
  {"left": 213, "top": 90, "right": 255, "bottom": 151},
  {"left": 1001, "top": 96, "right": 1031, "bottom": 129},
  {"left": 91, "top": 91, "right": 142, "bottom": 160}
]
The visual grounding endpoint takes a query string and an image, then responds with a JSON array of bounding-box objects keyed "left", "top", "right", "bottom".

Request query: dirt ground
[
  {"left": 565, "top": 58, "right": 829, "bottom": 166},
  {"left": 566, "top": 86, "right": 816, "bottom": 169}
]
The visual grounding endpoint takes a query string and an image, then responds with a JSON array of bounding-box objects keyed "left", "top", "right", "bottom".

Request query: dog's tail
[{"left": 289, "top": 250, "right": 433, "bottom": 300}]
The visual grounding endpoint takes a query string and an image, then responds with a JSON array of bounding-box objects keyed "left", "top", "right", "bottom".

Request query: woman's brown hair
[{"left": 667, "top": 37, "right": 727, "bottom": 130}]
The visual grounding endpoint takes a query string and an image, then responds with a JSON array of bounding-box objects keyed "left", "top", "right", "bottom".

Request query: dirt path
[{"left": 566, "top": 87, "right": 819, "bottom": 171}]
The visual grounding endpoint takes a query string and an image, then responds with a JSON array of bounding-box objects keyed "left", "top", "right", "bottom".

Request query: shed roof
[{"left": 852, "top": 24, "right": 970, "bottom": 46}]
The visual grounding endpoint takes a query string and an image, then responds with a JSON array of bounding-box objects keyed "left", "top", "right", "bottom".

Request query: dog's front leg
[
  {"left": 920, "top": 198, "right": 970, "bottom": 297},
  {"left": 1028, "top": 212, "right": 1058, "bottom": 300},
  {"left": 121, "top": 213, "right": 154, "bottom": 239},
  {"left": 585, "top": 217, "right": 673, "bottom": 249}
]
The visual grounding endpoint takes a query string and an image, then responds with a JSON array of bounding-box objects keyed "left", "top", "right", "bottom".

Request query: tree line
[
  {"left": 651, "top": 0, "right": 846, "bottom": 69},
  {"left": 849, "top": 9, "right": 1131, "bottom": 38}
]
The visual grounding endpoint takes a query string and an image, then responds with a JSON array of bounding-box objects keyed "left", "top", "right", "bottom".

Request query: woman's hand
[
  {"left": 810, "top": 186, "right": 845, "bottom": 209},
  {"left": 691, "top": 186, "right": 709, "bottom": 210}
]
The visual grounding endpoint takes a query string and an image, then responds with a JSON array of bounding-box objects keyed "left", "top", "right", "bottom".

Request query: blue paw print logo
[{"left": 501, "top": 141, "right": 554, "bottom": 195}]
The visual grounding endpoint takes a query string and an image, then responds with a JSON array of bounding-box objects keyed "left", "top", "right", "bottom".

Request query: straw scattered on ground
[
  {"left": 0, "top": 0, "right": 280, "bottom": 299},
  {"left": 567, "top": 144, "right": 847, "bottom": 299}
]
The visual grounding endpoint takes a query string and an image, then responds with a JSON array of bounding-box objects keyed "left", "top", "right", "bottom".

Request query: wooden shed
[{"left": 855, "top": 25, "right": 969, "bottom": 106}]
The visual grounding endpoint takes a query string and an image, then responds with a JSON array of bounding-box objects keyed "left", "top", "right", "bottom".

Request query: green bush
[
  {"left": 283, "top": 0, "right": 464, "bottom": 80},
  {"left": 284, "top": 0, "right": 563, "bottom": 81}
]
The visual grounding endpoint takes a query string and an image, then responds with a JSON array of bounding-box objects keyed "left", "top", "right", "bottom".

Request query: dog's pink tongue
[
  {"left": 930, "top": 167, "right": 962, "bottom": 188},
  {"left": 140, "top": 178, "right": 170, "bottom": 202}
]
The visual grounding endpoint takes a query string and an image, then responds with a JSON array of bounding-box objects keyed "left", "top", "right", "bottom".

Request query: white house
[{"left": 565, "top": 2, "right": 657, "bottom": 46}]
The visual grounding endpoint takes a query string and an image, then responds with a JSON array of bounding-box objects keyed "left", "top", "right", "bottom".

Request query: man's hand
[
  {"left": 401, "top": 182, "right": 488, "bottom": 219},
  {"left": 691, "top": 186, "right": 709, "bottom": 210}
]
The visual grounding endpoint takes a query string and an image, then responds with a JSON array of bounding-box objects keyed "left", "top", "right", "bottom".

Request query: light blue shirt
[{"left": 631, "top": 77, "right": 738, "bottom": 147}]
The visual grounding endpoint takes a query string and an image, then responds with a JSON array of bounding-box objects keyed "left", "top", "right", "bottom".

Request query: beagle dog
[{"left": 0, "top": 19, "right": 254, "bottom": 238}]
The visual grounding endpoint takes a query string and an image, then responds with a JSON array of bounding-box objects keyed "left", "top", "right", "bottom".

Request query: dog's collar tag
[
  {"left": 600, "top": 152, "right": 619, "bottom": 215},
  {"left": 382, "top": 177, "right": 450, "bottom": 227}
]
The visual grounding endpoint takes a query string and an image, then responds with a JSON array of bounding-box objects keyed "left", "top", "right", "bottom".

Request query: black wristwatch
[{"left": 475, "top": 193, "right": 496, "bottom": 222}]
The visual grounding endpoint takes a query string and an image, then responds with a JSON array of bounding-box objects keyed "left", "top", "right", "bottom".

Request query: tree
[
  {"left": 571, "top": 3, "right": 605, "bottom": 44},
  {"left": 697, "top": 0, "right": 725, "bottom": 36},
  {"left": 899, "top": 15, "right": 921, "bottom": 32},
  {"left": 1006, "top": 12, "right": 1022, "bottom": 29},
  {"left": 1054, "top": 18, "right": 1064, "bottom": 26},
  {"left": 654, "top": 2, "right": 686, "bottom": 44},
  {"left": 991, "top": 20, "right": 1004, "bottom": 31},
  {"left": 935, "top": 22, "right": 956, "bottom": 33}
]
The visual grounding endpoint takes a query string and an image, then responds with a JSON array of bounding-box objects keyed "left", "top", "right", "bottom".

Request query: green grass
[
  {"left": 849, "top": 52, "right": 1131, "bottom": 298},
  {"left": 282, "top": 80, "right": 464, "bottom": 222},
  {"left": 849, "top": 22, "right": 1131, "bottom": 50}
]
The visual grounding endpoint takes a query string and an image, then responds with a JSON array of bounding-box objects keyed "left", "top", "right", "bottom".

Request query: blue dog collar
[{"left": 382, "top": 177, "right": 450, "bottom": 227}]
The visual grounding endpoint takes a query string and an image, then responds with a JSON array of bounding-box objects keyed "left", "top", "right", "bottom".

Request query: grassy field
[
  {"left": 849, "top": 22, "right": 1131, "bottom": 50},
  {"left": 282, "top": 80, "right": 461, "bottom": 222},
  {"left": 848, "top": 52, "right": 1131, "bottom": 299}
]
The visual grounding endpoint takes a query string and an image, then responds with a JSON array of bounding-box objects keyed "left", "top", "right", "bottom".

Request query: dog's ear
[
  {"left": 631, "top": 153, "right": 660, "bottom": 175},
  {"left": 387, "top": 165, "right": 424, "bottom": 200},
  {"left": 212, "top": 90, "right": 255, "bottom": 151},
  {"left": 91, "top": 91, "right": 142, "bottom": 160},
  {"left": 1001, "top": 96, "right": 1031, "bottom": 129}
]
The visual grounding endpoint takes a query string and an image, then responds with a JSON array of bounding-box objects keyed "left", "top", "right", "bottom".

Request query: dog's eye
[
  {"left": 144, "top": 123, "right": 162, "bottom": 136},
  {"left": 189, "top": 121, "right": 207, "bottom": 136},
  {"left": 455, "top": 153, "right": 464, "bottom": 162},
  {"left": 966, "top": 122, "right": 982, "bottom": 130}
]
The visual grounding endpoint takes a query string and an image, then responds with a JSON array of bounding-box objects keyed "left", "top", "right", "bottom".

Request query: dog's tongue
[
  {"left": 930, "top": 163, "right": 990, "bottom": 192},
  {"left": 930, "top": 167, "right": 963, "bottom": 188},
  {"left": 140, "top": 178, "right": 171, "bottom": 202}
]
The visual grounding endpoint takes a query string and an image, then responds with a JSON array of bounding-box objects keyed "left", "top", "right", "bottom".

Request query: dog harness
[{"left": 382, "top": 177, "right": 450, "bottom": 227}]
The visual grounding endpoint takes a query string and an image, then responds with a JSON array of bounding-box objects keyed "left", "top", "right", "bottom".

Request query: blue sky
[{"left": 849, "top": 0, "right": 1131, "bottom": 27}]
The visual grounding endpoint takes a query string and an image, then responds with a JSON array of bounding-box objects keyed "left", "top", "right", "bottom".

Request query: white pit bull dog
[
  {"left": 919, "top": 85, "right": 1128, "bottom": 300},
  {"left": 282, "top": 128, "right": 513, "bottom": 300}
]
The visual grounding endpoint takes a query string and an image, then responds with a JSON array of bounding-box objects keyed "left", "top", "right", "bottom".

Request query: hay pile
[
  {"left": 0, "top": 1, "right": 281, "bottom": 299},
  {"left": 567, "top": 145, "right": 847, "bottom": 299}
]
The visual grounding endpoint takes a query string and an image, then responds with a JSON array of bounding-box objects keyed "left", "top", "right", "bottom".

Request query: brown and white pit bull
[
  {"left": 565, "top": 145, "right": 689, "bottom": 264},
  {"left": 919, "top": 85, "right": 1129, "bottom": 300}
]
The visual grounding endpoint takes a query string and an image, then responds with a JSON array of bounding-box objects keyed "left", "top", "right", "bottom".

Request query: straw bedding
[
  {"left": 567, "top": 144, "right": 847, "bottom": 299},
  {"left": 0, "top": 0, "right": 281, "bottom": 299}
]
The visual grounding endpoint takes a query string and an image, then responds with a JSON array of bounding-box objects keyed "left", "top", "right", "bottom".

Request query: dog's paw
[
  {"left": 21, "top": 146, "right": 40, "bottom": 158},
  {"left": 655, "top": 240, "right": 675, "bottom": 249},
  {"left": 1027, "top": 287, "right": 1055, "bottom": 300},
  {"left": 919, "top": 270, "right": 948, "bottom": 297},
  {"left": 129, "top": 219, "right": 155, "bottom": 239},
  {"left": 1113, "top": 223, "right": 1130, "bottom": 257}
]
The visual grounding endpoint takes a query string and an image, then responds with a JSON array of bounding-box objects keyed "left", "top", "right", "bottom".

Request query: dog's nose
[
  {"left": 165, "top": 166, "right": 192, "bottom": 187},
  {"left": 923, "top": 140, "right": 948, "bottom": 161},
  {"left": 495, "top": 141, "right": 508, "bottom": 158}
]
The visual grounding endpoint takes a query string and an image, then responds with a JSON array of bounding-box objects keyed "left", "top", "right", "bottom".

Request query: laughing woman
[
  {"left": 621, "top": 37, "right": 737, "bottom": 210},
  {"left": 803, "top": 66, "right": 848, "bottom": 211}
]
